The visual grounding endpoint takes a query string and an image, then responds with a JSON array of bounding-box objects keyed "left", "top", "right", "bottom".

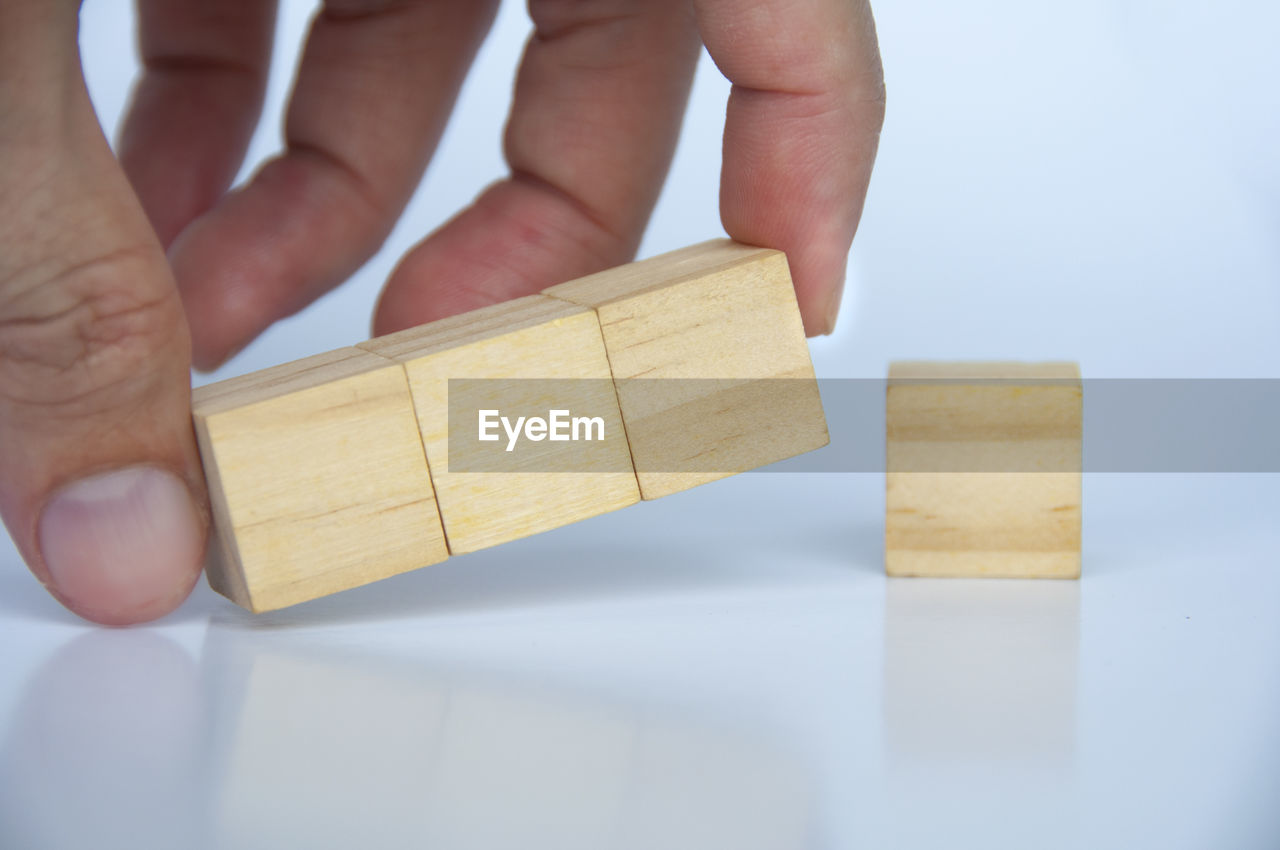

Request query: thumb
[{"left": 0, "top": 3, "right": 207, "bottom": 624}]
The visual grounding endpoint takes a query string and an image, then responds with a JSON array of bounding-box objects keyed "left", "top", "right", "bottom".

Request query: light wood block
[
  {"left": 192, "top": 348, "right": 449, "bottom": 612},
  {"left": 885, "top": 361, "right": 1082, "bottom": 579},
  {"left": 359, "top": 296, "right": 639, "bottom": 554},
  {"left": 544, "top": 239, "right": 828, "bottom": 499}
]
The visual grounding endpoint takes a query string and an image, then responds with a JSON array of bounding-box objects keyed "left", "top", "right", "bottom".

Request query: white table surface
[{"left": 2, "top": 2, "right": 1277, "bottom": 848}]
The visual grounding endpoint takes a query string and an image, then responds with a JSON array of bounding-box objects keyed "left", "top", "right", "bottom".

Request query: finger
[
  {"left": 117, "top": 0, "right": 278, "bottom": 248},
  {"left": 695, "top": 0, "right": 885, "bottom": 335},
  {"left": 373, "top": 0, "right": 701, "bottom": 334},
  {"left": 170, "top": 0, "right": 499, "bottom": 370},
  {"left": 0, "top": 3, "right": 205, "bottom": 624}
]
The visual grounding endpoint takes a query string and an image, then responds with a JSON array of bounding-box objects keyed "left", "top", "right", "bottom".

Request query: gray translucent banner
[{"left": 445, "top": 379, "right": 1280, "bottom": 473}]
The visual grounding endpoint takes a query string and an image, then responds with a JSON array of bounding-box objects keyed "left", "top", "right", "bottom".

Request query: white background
[{"left": 1, "top": 1, "right": 1278, "bottom": 848}]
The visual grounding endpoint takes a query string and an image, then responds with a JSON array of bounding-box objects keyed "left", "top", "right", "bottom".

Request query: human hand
[{"left": 0, "top": 0, "right": 883, "bottom": 624}]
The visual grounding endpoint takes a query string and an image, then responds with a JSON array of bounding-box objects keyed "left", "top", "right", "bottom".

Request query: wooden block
[
  {"left": 359, "top": 295, "right": 639, "bottom": 554},
  {"left": 544, "top": 239, "right": 828, "bottom": 499},
  {"left": 192, "top": 348, "right": 449, "bottom": 612},
  {"left": 885, "top": 361, "right": 1082, "bottom": 578}
]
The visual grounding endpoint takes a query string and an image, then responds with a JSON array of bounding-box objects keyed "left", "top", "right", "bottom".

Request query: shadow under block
[
  {"left": 359, "top": 296, "right": 640, "bottom": 554},
  {"left": 544, "top": 239, "right": 829, "bottom": 500},
  {"left": 192, "top": 348, "right": 449, "bottom": 612},
  {"left": 885, "top": 361, "right": 1082, "bottom": 579}
]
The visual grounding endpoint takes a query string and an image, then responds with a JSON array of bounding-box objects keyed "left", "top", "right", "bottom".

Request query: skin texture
[{"left": 0, "top": 0, "right": 884, "bottom": 624}]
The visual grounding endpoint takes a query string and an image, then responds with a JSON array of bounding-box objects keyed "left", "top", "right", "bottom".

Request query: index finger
[{"left": 695, "top": 0, "right": 885, "bottom": 335}]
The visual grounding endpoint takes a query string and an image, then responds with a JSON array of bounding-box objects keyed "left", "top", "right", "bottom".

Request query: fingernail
[
  {"left": 824, "top": 276, "right": 847, "bottom": 334},
  {"left": 39, "top": 467, "right": 202, "bottom": 621}
]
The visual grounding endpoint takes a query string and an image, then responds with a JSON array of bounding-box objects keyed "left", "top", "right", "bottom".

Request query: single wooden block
[
  {"left": 543, "top": 239, "right": 828, "bottom": 499},
  {"left": 192, "top": 348, "right": 449, "bottom": 612},
  {"left": 359, "top": 295, "right": 640, "bottom": 554},
  {"left": 885, "top": 361, "right": 1082, "bottom": 579}
]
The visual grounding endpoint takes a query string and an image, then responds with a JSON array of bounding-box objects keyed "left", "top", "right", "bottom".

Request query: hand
[{"left": 0, "top": 0, "right": 884, "bottom": 624}]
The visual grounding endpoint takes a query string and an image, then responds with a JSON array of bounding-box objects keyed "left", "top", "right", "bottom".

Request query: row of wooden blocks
[
  {"left": 194, "top": 240, "right": 1084, "bottom": 613},
  {"left": 193, "top": 240, "right": 829, "bottom": 612}
]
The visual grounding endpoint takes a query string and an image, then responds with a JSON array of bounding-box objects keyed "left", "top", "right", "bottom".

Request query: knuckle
[
  {"left": 0, "top": 246, "right": 186, "bottom": 416},
  {"left": 528, "top": 0, "right": 650, "bottom": 42},
  {"left": 320, "top": 0, "right": 420, "bottom": 20}
]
